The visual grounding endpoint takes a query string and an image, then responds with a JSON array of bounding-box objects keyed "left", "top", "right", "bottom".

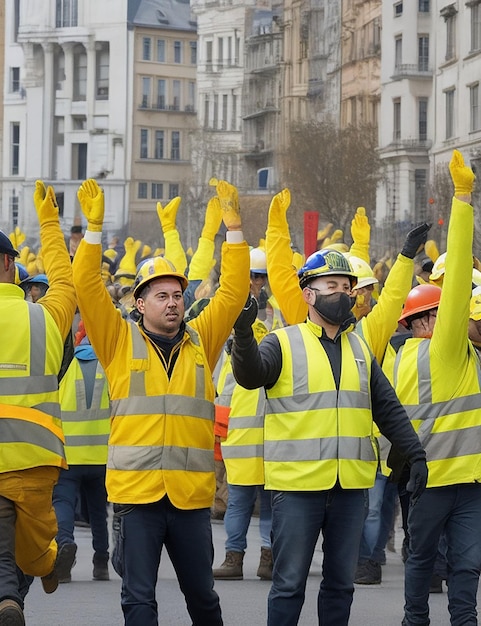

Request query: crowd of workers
[{"left": 0, "top": 149, "right": 480, "bottom": 626}]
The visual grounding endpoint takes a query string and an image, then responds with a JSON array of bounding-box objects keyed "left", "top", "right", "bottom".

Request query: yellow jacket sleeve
[
  {"left": 164, "top": 229, "right": 187, "bottom": 275},
  {"left": 356, "top": 254, "right": 414, "bottom": 363},
  {"left": 38, "top": 219, "right": 77, "bottom": 342},
  {"left": 191, "top": 241, "right": 250, "bottom": 372},
  {"left": 188, "top": 237, "right": 215, "bottom": 282},
  {"left": 265, "top": 207, "right": 307, "bottom": 325}
]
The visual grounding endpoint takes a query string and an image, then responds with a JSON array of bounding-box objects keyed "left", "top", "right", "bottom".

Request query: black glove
[
  {"left": 401, "top": 223, "right": 431, "bottom": 259},
  {"left": 234, "top": 295, "right": 258, "bottom": 336},
  {"left": 406, "top": 458, "right": 428, "bottom": 505}
]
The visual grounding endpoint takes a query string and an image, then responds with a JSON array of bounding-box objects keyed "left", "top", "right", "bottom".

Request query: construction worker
[
  {"left": 0, "top": 182, "right": 77, "bottom": 626},
  {"left": 213, "top": 247, "right": 275, "bottom": 582},
  {"left": 230, "top": 248, "right": 427, "bottom": 626},
  {"left": 20, "top": 273, "right": 49, "bottom": 303},
  {"left": 384, "top": 150, "right": 481, "bottom": 626},
  {"left": 71, "top": 178, "right": 249, "bottom": 625},
  {"left": 52, "top": 322, "right": 111, "bottom": 583}
]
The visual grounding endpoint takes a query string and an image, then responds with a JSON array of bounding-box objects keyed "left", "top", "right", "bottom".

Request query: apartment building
[
  {"left": 128, "top": 0, "right": 197, "bottom": 243},
  {"left": 2, "top": 0, "right": 130, "bottom": 238}
]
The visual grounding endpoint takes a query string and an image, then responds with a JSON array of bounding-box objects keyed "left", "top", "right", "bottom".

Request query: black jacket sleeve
[
  {"left": 231, "top": 331, "right": 282, "bottom": 390},
  {"left": 370, "top": 358, "right": 426, "bottom": 464}
]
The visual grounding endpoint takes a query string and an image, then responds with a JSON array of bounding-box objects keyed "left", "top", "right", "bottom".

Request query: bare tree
[{"left": 281, "top": 120, "right": 384, "bottom": 247}]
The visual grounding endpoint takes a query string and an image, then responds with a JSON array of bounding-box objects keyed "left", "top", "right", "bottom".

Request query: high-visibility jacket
[
  {"left": 221, "top": 317, "right": 269, "bottom": 485},
  {"left": 72, "top": 236, "right": 250, "bottom": 508},
  {"left": 60, "top": 357, "right": 110, "bottom": 465},
  {"left": 264, "top": 323, "right": 377, "bottom": 491},
  {"left": 383, "top": 197, "right": 481, "bottom": 487},
  {"left": 0, "top": 292, "right": 67, "bottom": 472}
]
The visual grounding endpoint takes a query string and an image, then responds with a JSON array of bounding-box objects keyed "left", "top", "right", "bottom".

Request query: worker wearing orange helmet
[{"left": 72, "top": 178, "right": 249, "bottom": 625}]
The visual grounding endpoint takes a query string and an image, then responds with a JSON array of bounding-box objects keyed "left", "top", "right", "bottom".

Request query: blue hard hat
[
  {"left": 20, "top": 273, "right": 50, "bottom": 288},
  {"left": 14, "top": 263, "right": 29, "bottom": 285},
  {"left": 298, "top": 249, "right": 357, "bottom": 289}
]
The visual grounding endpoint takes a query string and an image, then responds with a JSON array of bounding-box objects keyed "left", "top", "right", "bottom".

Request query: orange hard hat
[{"left": 399, "top": 284, "right": 442, "bottom": 327}]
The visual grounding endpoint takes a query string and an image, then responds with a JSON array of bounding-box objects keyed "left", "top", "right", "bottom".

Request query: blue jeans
[
  {"left": 371, "top": 479, "right": 397, "bottom": 564},
  {"left": 53, "top": 465, "right": 109, "bottom": 556},
  {"left": 117, "top": 497, "right": 222, "bottom": 626},
  {"left": 403, "top": 483, "right": 481, "bottom": 626},
  {"left": 358, "top": 472, "right": 386, "bottom": 562},
  {"left": 224, "top": 484, "right": 272, "bottom": 551},
  {"left": 268, "top": 487, "right": 367, "bottom": 626}
]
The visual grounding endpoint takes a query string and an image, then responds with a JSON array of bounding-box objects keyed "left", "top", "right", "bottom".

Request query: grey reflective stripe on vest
[
  {"left": 222, "top": 444, "right": 264, "bottom": 459},
  {"left": 265, "top": 436, "right": 376, "bottom": 462},
  {"left": 0, "top": 303, "right": 60, "bottom": 418},
  {"left": 108, "top": 445, "right": 213, "bottom": 472},
  {"left": 221, "top": 391, "right": 266, "bottom": 459},
  {"left": 216, "top": 369, "right": 236, "bottom": 406},
  {"left": 62, "top": 362, "right": 110, "bottom": 423},
  {"left": 108, "top": 323, "right": 213, "bottom": 473},
  {"left": 0, "top": 418, "right": 65, "bottom": 457},
  {"left": 66, "top": 433, "right": 109, "bottom": 447}
]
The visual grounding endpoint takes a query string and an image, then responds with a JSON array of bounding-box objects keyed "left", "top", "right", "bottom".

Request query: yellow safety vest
[
  {"left": 60, "top": 357, "right": 110, "bottom": 465},
  {"left": 107, "top": 323, "right": 216, "bottom": 508},
  {"left": 0, "top": 298, "right": 66, "bottom": 472},
  {"left": 264, "top": 323, "right": 377, "bottom": 491},
  {"left": 388, "top": 338, "right": 481, "bottom": 487}
]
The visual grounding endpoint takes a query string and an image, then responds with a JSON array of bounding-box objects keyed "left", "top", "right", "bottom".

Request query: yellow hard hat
[
  {"left": 344, "top": 255, "right": 378, "bottom": 290},
  {"left": 470, "top": 287, "right": 481, "bottom": 320},
  {"left": 132, "top": 256, "right": 188, "bottom": 299},
  {"left": 429, "top": 252, "right": 446, "bottom": 282}
]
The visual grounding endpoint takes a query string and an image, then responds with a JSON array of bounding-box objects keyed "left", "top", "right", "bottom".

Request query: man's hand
[
  {"left": 210, "top": 178, "right": 241, "bottom": 230},
  {"left": 449, "top": 149, "right": 475, "bottom": 196},
  {"left": 406, "top": 458, "right": 428, "bottom": 505},
  {"left": 201, "top": 196, "right": 223, "bottom": 241},
  {"left": 157, "top": 197, "right": 181, "bottom": 234},
  {"left": 77, "top": 179, "right": 104, "bottom": 232},
  {"left": 351, "top": 207, "right": 370, "bottom": 246},
  {"left": 34, "top": 180, "right": 60, "bottom": 224},
  {"left": 269, "top": 188, "right": 291, "bottom": 221},
  {"left": 234, "top": 296, "right": 258, "bottom": 336},
  {"left": 401, "top": 223, "right": 431, "bottom": 259}
]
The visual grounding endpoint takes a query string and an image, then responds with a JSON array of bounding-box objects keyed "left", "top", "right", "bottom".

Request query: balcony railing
[{"left": 392, "top": 64, "right": 433, "bottom": 78}]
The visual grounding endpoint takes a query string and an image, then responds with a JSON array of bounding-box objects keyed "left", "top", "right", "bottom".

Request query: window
[
  {"left": 171, "top": 131, "right": 180, "bottom": 160},
  {"left": 395, "top": 36, "right": 402, "bottom": 71},
  {"left": 394, "top": 1, "right": 403, "bottom": 16},
  {"left": 138, "top": 182, "right": 148, "bottom": 199},
  {"left": 445, "top": 14, "right": 456, "bottom": 61},
  {"left": 414, "top": 170, "right": 428, "bottom": 221},
  {"left": 56, "top": 0, "right": 78, "bottom": 27},
  {"left": 96, "top": 44, "right": 109, "bottom": 100},
  {"left": 190, "top": 41, "right": 197, "bottom": 65},
  {"left": 235, "top": 36, "right": 240, "bottom": 65},
  {"left": 14, "top": 0, "right": 20, "bottom": 41},
  {"left": 218, "top": 37, "right": 224, "bottom": 68},
  {"left": 169, "top": 183, "right": 179, "bottom": 199},
  {"left": 470, "top": 83, "right": 480, "bottom": 132},
  {"left": 72, "top": 115, "right": 86, "bottom": 130},
  {"left": 10, "top": 191, "right": 19, "bottom": 227},
  {"left": 231, "top": 94, "right": 237, "bottom": 130},
  {"left": 227, "top": 37, "right": 232, "bottom": 65},
  {"left": 10, "top": 67, "right": 20, "bottom": 92},
  {"left": 154, "top": 130, "right": 164, "bottom": 159},
  {"left": 393, "top": 98, "right": 401, "bottom": 141},
  {"left": 172, "top": 80, "right": 181, "bottom": 110},
  {"left": 222, "top": 94, "right": 228, "bottom": 130},
  {"left": 174, "top": 41, "right": 182, "bottom": 64},
  {"left": 419, "top": 0, "right": 430, "bottom": 11},
  {"left": 55, "top": 49, "right": 65, "bottom": 90},
  {"left": 418, "top": 36, "right": 429, "bottom": 71},
  {"left": 151, "top": 183, "right": 163, "bottom": 199},
  {"left": 140, "top": 129, "right": 149, "bottom": 158},
  {"left": 11, "top": 123, "right": 20, "bottom": 175},
  {"left": 187, "top": 81, "right": 196, "bottom": 111},
  {"left": 472, "top": 4, "right": 481, "bottom": 52},
  {"left": 157, "top": 79, "right": 166, "bottom": 109},
  {"left": 213, "top": 94, "right": 218, "bottom": 129},
  {"left": 418, "top": 98, "right": 428, "bottom": 140},
  {"left": 141, "top": 77, "right": 151, "bottom": 108},
  {"left": 73, "top": 46, "right": 87, "bottom": 100},
  {"left": 72, "top": 143, "right": 87, "bottom": 180},
  {"left": 157, "top": 39, "right": 165, "bottom": 63},
  {"left": 206, "top": 41, "right": 213, "bottom": 71},
  {"left": 204, "top": 95, "right": 210, "bottom": 128},
  {"left": 143, "top": 37, "right": 151, "bottom": 61},
  {"left": 445, "top": 88, "right": 455, "bottom": 138}
]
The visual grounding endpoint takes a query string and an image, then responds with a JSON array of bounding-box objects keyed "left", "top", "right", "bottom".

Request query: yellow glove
[
  {"left": 118, "top": 237, "right": 142, "bottom": 274},
  {"left": 34, "top": 181, "right": 60, "bottom": 224},
  {"left": 425, "top": 240, "right": 440, "bottom": 263},
  {"left": 9, "top": 227, "right": 26, "bottom": 250},
  {"left": 77, "top": 179, "right": 104, "bottom": 232},
  {"left": 201, "top": 197, "right": 222, "bottom": 241},
  {"left": 141, "top": 244, "right": 152, "bottom": 259},
  {"left": 449, "top": 149, "right": 475, "bottom": 195},
  {"left": 35, "top": 249, "right": 45, "bottom": 274},
  {"left": 269, "top": 188, "right": 291, "bottom": 223},
  {"left": 19, "top": 246, "right": 30, "bottom": 267},
  {"left": 351, "top": 207, "right": 370, "bottom": 247},
  {"left": 317, "top": 223, "right": 333, "bottom": 244},
  {"left": 210, "top": 178, "right": 241, "bottom": 230},
  {"left": 324, "top": 229, "right": 343, "bottom": 246},
  {"left": 27, "top": 252, "right": 37, "bottom": 276},
  {"left": 157, "top": 197, "right": 181, "bottom": 234}
]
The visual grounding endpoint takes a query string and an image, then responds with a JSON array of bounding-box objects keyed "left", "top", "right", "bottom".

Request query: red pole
[{"left": 304, "top": 211, "right": 319, "bottom": 258}]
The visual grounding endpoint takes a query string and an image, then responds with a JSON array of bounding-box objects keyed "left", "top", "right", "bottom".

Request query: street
[{"left": 23, "top": 515, "right": 467, "bottom": 625}]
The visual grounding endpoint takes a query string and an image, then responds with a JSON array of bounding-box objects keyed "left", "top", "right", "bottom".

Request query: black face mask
[{"left": 312, "top": 291, "right": 355, "bottom": 325}]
